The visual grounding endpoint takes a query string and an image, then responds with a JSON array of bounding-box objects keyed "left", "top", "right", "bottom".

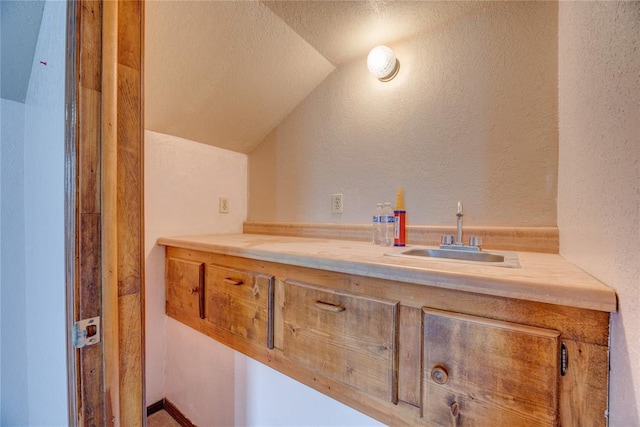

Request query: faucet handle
[
  {"left": 469, "top": 236, "right": 483, "bottom": 247},
  {"left": 441, "top": 235, "right": 455, "bottom": 245}
]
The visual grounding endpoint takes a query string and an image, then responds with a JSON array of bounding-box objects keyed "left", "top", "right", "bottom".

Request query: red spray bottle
[{"left": 394, "top": 187, "right": 406, "bottom": 247}]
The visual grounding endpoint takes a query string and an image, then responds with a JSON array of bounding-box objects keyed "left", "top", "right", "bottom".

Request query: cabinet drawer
[
  {"left": 166, "top": 257, "right": 205, "bottom": 320},
  {"left": 205, "top": 264, "right": 274, "bottom": 348},
  {"left": 283, "top": 280, "right": 399, "bottom": 403},
  {"left": 423, "top": 308, "right": 560, "bottom": 426}
]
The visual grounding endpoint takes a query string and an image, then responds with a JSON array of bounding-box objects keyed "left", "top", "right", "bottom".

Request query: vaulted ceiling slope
[
  {"left": 1, "top": 1, "right": 45, "bottom": 103},
  {"left": 145, "top": 1, "right": 335, "bottom": 154},
  {"left": 262, "top": 0, "right": 482, "bottom": 66},
  {"left": 145, "top": 0, "right": 484, "bottom": 154}
]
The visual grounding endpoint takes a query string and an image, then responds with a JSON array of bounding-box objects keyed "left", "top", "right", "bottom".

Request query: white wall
[
  {"left": 22, "top": 1, "right": 68, "bottom": 425},
  {"left": 0, "top": 99, "right": 5, "bottom": 423},
  {"left": 0, "top": 98, "right": 29, "bottom": 426},
  {"left": 234, "top": 356, "right": 382, "bottom": 426},
  {"left": 557, "top": 2, "right": 640, "bottom": 426},
  {"left": 0, "top": 98, "right": 2, "bottom": 425},
  {"left": 146, "top": 130, "right": 380, "bottom": 426},
  {"left": 0, "top": 99, "right": 2, "bottom": 423},
  {"left": 145, "top": 130, "right": 248, "bottom": 411},
  {"left": 1, "top": 1, "right": 67, "bottom": 425},
  {"left": 249, "top": 2, "right": 558, "bottom": 227}
]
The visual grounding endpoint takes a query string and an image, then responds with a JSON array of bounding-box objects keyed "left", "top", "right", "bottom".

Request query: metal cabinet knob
[{"left": 431, "top": 365, "right": 449, "bottom": 385}]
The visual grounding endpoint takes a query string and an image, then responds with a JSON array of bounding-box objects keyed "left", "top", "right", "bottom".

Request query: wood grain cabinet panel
[
  {"left": 205, "top": 264, "right": 274, "bottom": 348},
  {"left": 166, "top": 257, "right": 205, "bottom": 321},
  {"left": 282, "top": 280, "right": 399, "bottom": 403},
  {"left": 162, "top": 246, "right": 611, "bottom": 427},
  {"left": 422, "top": 308, "right": 560, "bottom": 427}
]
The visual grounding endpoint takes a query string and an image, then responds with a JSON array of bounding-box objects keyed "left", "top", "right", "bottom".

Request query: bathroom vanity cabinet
[{"left": 160, "top": 234, "right": 615, "bottom": 427}]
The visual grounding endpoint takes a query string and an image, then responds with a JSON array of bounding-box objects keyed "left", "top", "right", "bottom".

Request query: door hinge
[{"left": 73, "top": 316, "right": 101, "bottom": 348}]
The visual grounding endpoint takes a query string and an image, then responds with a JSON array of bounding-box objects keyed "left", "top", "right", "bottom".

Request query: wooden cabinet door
[
  {"left": 283, "top": 280, "right": 399, "bottom": 403},
  {"left": 205, "top": 264, "right": 274, "bottom": 348},
  {"left": 166, "top": 257, "right": 205, "bottom": 321},
  {"left": 422, "top": 308, "right": 560, "bottom": 426}
]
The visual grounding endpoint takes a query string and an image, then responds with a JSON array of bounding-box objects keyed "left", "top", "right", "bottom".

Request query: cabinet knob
[
  {"left": 188, "top": 287, "right": 198, "bottom": 295},
  {"left": 431, "top": 365, "right": 449, "bottom": 385}
]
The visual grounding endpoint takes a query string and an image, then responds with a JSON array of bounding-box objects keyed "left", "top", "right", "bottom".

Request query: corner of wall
[
  {"left": 145, "top": 130, "right": 248, "bottom": 410},
  {"left": 557, "top": 3, "right": 640, "bottom": 426}
]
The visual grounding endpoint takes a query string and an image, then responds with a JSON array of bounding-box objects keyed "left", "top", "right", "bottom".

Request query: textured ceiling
[
  {"left": 262, "top": 0, "right": 483, "bottom": 66},
  {"left": 1, "top": 0, "right": 45, "bottom": 103},
  {"left": 145, "top": 1, "right": 484, "bottom": 154},
  {"left": 145, "top": 1, "right": 335, "bottom": 154}
]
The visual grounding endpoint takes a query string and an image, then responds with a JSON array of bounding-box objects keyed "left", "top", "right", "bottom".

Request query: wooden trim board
[
  {"left": 147, "top": 399, "right": 196, "bottom": 427},
  {"left": 146, "top": 400, "right": 165, "bottom": 417},
  {"left": 243, "top": 222, "right": 559, "bottom": 253},
  {"left": 67, "top": 2, "right": 106, "bottom": 425},
  {"left": 66, "top": 1, "right": 145, "bottom": 425}
]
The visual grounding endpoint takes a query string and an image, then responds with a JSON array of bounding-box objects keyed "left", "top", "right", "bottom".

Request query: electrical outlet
[
  {"left": 219, "top": 197, "right": 229, "bottom": 213},
  {"left": 331, "top": 193, "right": 343, "bottom": 213}
]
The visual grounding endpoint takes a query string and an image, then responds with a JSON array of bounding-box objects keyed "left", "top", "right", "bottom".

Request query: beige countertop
[{"left": 158, "top": 233, "right": 617, "bottom": 313}]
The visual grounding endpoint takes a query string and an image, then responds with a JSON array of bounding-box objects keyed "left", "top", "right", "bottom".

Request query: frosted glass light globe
[{"left": 367, "top": 45, "right": 399, "bottom": 81}]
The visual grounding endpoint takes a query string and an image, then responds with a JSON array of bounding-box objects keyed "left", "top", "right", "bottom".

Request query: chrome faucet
[
  {"left": 455, "top": 201, "right": 463, "bottom": 246},
  {"left": 440, "top": 201, "right": 482, "bottom": 252}
]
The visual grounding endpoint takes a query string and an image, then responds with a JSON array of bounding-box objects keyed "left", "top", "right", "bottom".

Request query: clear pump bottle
[
  {"left": 382, "top": 202, "right": 395, "bottom": 246},
  {"left": 372, "top": 203, "right": 383, "bottom": 245}
]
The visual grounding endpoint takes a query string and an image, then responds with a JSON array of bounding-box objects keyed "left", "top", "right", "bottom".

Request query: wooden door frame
[{"left": 65, "top": 1, "right": 145, "bottom": 425}]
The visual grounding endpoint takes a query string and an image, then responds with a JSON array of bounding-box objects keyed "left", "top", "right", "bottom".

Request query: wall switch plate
[
  {"left": 219, "top": 197, "right": 229, "bottom": 213},
  {"left": 331, "top": 193, "right": 343, "bottom": 213}
]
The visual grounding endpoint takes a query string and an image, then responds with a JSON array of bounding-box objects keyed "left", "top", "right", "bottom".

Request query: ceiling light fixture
[{"left": 367, "top": 45, "right": 399, "bottom": 82}]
